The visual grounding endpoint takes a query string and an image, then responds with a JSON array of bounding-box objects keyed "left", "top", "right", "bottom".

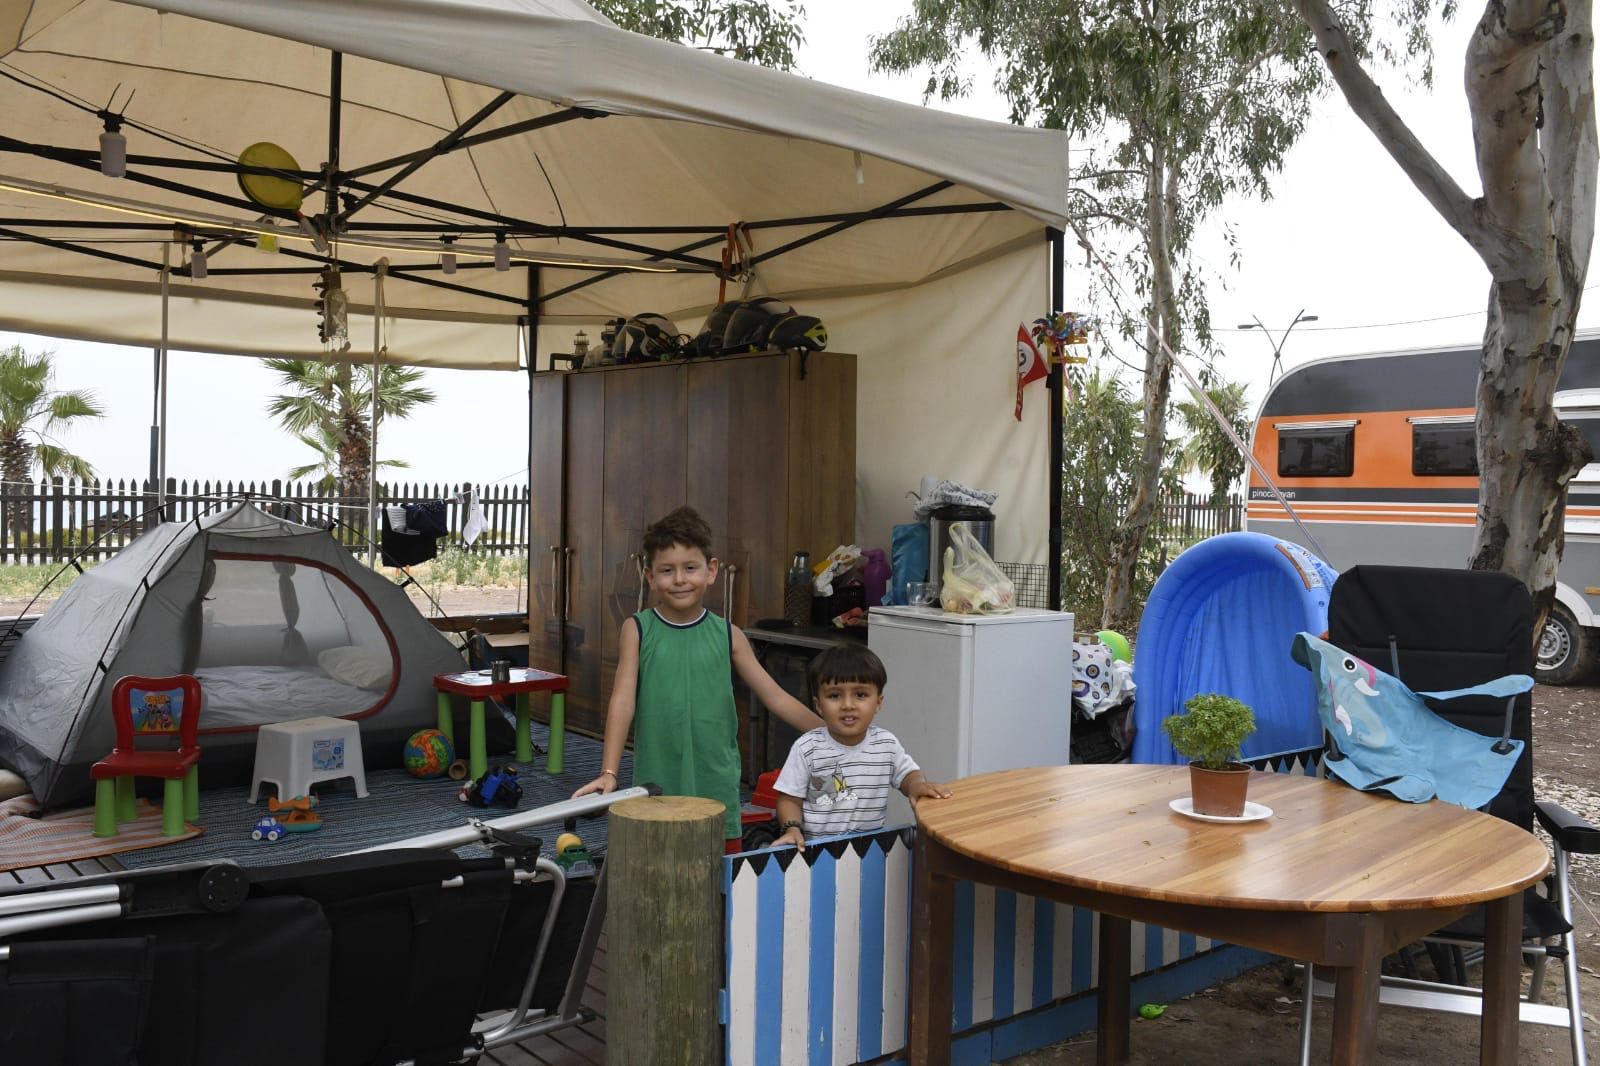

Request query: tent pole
[
  {"left": 1047, "top": 227, "right": 1064, "bottom": 613},
  {"left": 157, "top": 240, "right": 169, "bottom": 520},
  {"left": 369, "top": 260, "right": 386, "bottom": 568}
]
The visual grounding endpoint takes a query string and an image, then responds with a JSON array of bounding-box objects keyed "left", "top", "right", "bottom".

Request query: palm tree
[
  {"left": 1174, "top": 379, "right": 1252, "bottom": 507},
  {"left": 0, "top": 344, "right": 104, "bottom": 542},
  {"left": 288, "top": 423, "right": 411, "bottom": 491},
  {"left": 264, "top": 360, "right": 435, "bottom": 509}
]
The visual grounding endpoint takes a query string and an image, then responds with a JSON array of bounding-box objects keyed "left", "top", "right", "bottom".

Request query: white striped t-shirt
[{"left": 774, "top": 726, "right": 919, "bottom": 838}]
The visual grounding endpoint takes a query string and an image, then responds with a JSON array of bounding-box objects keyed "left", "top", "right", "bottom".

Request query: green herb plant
[{"left": 1162, "top": 693, "right": 1256, "bottom": 771}]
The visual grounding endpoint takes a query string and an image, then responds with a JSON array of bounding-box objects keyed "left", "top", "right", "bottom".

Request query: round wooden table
[{"left": 907, "top": 765, "right": 1551, "bottom": 1065}]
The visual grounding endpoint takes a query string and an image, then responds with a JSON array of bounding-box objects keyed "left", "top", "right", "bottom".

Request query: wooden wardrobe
[{"left": 528, "top": 350, "right": 856, "bottom": 737}]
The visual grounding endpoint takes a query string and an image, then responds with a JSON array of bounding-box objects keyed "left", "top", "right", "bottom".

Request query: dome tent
[
  {"left": 0, "top": 502, "right": 466, "bottom": 807},
  {"left": 1131, "top": 532, "right": 1338, "bottom": 765}
]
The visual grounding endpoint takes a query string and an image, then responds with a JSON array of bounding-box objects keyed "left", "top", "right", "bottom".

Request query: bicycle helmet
[
  {"left": 768, "top": 314, "right": 828, "bottom": 352},
  {"left": 690, "top": 301, "right": 743, "bottom": 357},
  {"left": 612, "top": 313, "right": 684, "bottom": 362},
  {"left": 721, "top": 298, "right": 793, "bottom": 353}
]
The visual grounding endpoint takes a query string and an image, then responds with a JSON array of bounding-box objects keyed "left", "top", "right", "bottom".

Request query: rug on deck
[
  {"left": 117, "top": 722, "right": 630, "bottom": 871},
  {"left": 0, "top": 794, "right": 203, "bottom": 871}
]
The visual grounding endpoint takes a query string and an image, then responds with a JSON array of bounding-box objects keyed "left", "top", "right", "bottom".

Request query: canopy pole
[
  {"left": 1047, "top": 227, "right": 1064, "bottom": 612},
  {"left": 157, "top": 240, "right": 169, "bottom": 518},
  {"left": 369, "top": 259, "right": 387, "bottom": 568}
]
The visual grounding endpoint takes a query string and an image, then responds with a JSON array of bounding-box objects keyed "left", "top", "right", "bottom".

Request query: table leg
[
  {"left": 1480, "top": 892, "right": 1522, "bottom": 1065},
  {"left": 1097, "top": 913, "right": 1132, "bottom": 1066},
  {"left": 546, "top": 691, "right": 565, "bottom": 774},
  {"left": 515, "top": 693, "right": 533, "bottom": 763},
  {"left": 908, "top": 833, "right": 955, "bottom": 1065},
  {"left": 469, "top": 699, "right": 488, "bottom": 780},
  {"left": 1328, "top": 915, "right": 1382, "bottom": 1066},
  {"left": 436, "top": 691, "right": 454, "bottom": 743}
]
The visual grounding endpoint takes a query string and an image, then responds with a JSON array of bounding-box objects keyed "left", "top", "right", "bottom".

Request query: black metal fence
[{"left": 0, "top": 478, "right": 531, "bottom": 564}]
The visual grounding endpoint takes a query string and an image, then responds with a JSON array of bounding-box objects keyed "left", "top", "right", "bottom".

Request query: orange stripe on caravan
[{"left": 1248, "top": 511, "right": 1475, "bottom": 526}]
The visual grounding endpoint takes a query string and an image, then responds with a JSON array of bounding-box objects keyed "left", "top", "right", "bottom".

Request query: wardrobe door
[
  {"left": 599, "top": 364, "right": 688, "bottom": 713},
  {"left": 560, "top": 372, "right": 607, "bottom": 736},
  {"left": 527, "top": 372, "right": 566, "bottom": 677},
  {"left": 686, "top": 355, "right": 789, "bottom": 630}
]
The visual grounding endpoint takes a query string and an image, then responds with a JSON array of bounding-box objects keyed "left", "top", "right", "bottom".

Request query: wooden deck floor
[{"left": 5, "top": 858, "right": 612, "bottom": 1065}]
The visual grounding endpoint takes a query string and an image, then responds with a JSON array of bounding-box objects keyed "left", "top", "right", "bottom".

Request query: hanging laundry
[
  {"left": 381, "top": 505, "right": 440, "bottom": 567},
  {"left": 461, "top": 491, "right": 488, "bottom": 548},
  {"left": 404, "top": 501, "right": 450, "bottom": 539}
]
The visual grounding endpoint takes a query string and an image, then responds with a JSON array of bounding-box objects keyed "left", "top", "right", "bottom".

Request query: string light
[
  {"left": 494, "top": 231, "right": 510, "bottom": 272},
  {"left": 98, "top": 114, "right": 126, "bottom": 178},
  {"left": 189, "top": 238, "right": 206, "bottom": 280},
  {"left": 440, "top": 236, "right": 457, "bottom": 275}
]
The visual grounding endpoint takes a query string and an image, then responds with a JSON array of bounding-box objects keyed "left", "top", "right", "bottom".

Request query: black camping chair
[{"left": 1294, "top": 564, "right": 1597, "bottom": 1066}]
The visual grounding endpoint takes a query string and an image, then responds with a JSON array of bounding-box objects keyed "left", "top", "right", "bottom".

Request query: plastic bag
[
  {"left": 812, "top": 544, "right": 863, "bottom": 597},
  {"left": 939, "top": 522, "right": 1015, "bottom": 614}
]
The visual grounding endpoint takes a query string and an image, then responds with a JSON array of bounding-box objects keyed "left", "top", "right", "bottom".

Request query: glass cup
[{"left": 906, "top": 581, "right": 935, "bottom": 607}]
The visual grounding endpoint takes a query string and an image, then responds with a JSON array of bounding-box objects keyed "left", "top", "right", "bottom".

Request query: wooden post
[{"left": 607, "top": 795, "right": 723, "bottom": 1066}]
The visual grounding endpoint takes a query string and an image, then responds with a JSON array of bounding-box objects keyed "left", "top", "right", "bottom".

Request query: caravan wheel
[{"left": 1537, "top": 603, "right": 1596, "bottom": 685}]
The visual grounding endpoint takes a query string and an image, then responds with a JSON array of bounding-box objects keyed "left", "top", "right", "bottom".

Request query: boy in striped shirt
[{"left": 774, "top": 644, "right": 949, "bottom": 847}]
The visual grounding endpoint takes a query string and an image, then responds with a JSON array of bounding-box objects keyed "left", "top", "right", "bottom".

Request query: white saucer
[{"left": 1169, "top": 797, "right": 1273, "bottom": 823}]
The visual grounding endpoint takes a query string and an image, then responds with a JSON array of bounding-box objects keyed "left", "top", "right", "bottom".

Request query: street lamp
[{"left": 1238, "top": 309, "right": 1319, "bottom": 383}]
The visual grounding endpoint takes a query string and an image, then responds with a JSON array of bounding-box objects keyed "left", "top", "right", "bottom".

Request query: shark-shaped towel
[{"left": 1289, "top": 631, "right": 1529, "bottom": 810}]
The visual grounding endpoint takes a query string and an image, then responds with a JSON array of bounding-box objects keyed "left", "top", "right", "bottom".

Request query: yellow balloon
[
  {"left": 236, "top": 142, "right": 305, "bottom": 212},
  {"left": 555, "top": 832, "right": 584, "bottom": 855}
]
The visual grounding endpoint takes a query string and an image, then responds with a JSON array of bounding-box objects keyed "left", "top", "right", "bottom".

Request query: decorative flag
[{"left": 1015, "top": 324, "right": 1048, "bottom": 420}]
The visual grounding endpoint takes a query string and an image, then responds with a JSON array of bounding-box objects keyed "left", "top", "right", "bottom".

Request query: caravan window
[
  {"left": 1276, "top": 424, "right": 1355, "bottom": 478},
  {"left": 1412, "top": 421, "right": 1478, "bottom": 476}
]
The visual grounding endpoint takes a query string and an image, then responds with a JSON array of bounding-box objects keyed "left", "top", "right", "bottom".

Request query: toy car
[
  {"left": 459, "top": 765, "right": 523, "bottom": 808},
  {"left": 252, "top": 815, "right": 286, "bottom": 842}
]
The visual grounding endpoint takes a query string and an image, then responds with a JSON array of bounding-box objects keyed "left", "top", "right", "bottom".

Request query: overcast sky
[{"left": 2, "top": 2, "right": 1592, "bottom": 489}]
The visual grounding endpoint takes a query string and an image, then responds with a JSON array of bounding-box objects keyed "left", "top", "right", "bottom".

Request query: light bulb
[
  {"left": 441, "top": 237, "right": 457, "bottom": 275},
  {"left": 494, "top": 233, "right": 510, "bottom": 271},
  {"left": 190, "top": 240, "right": 207, "bottom": 280},
  {"left": 99, "top": 119, "right": 126, "bottom": 178}
]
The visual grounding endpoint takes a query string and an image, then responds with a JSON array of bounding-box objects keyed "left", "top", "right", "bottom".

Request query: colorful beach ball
[{"left": 403, "top": 729, "right": 454, "bottom": 778}]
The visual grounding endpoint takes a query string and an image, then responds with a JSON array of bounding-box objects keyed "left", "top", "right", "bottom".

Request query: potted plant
[{"left": 1162, "top": 693, "right": 1257, "bottom": 817}]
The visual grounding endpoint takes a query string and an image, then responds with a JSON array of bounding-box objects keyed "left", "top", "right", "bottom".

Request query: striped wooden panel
[{"left": 722, "top": 828, "right": 1222, "bottom": 1066}]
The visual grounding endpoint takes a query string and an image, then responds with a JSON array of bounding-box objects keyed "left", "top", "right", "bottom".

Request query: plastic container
[{"left": 862, "top": 548, "right": 891, "bottom": 607}]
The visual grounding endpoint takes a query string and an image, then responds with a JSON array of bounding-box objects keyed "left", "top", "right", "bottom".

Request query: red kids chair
[{"left": 91, "top": 674, "right": 203, "bottom": 838}]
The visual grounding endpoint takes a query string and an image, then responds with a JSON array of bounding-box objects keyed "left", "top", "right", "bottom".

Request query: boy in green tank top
[{"left": 573, "top": 507, "right": 822, "bottom": 849}]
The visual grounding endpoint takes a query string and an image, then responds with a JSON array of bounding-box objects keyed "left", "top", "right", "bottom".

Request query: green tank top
[{"left": 631, "top": 608, "right": 742, "bottom": 840}]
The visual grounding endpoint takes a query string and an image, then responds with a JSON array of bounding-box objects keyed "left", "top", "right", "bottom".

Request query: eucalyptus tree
[
  {"left": 871, "top": 1, "right": 1326, "bottom": 628},
  {"left": 591, "top": 0, "right": 806, "bottom": 68},
  {"left": 1292, "top": 0, "right": 1596, "bottom": 624}
]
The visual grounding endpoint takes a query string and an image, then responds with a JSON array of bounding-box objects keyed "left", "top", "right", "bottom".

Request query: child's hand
[
  {"left": 776, "top": 825, "right": 806, "bottom": 849},
  {"left": 571, "top": 770, "right": 618, "bottom": 800},
  {"left": 906, "top": 778, "right": 951, "bottom": 806}
]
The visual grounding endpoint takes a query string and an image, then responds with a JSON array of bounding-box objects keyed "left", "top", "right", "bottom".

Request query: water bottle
[{"left": 784, "top": 551, "right": 811, "bottom": 627}]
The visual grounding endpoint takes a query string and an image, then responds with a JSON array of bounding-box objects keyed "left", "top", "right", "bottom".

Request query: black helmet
[
  {"left": 721, "top": 298, "right": 793, "bottom": 353},
  {"left": 768, "top": 314, "right": 828, "bottom": 352},
  {"left": 612, "top": 313, "right": 684, "bottom": 362},
  {"left": 691, "top": 301, "right": 743, "bottom": 357}
]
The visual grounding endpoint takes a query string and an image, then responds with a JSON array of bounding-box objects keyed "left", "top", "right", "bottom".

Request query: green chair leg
[
  {"left": 184, "top": 765, "right": 199, "bottom": 821},
  {"left": 115, "top": 775, "right": 136, "bottom": 823},
  {"left": 469, "top": 700, "right": 488, "bottom": 781},
  {"left": 93, "top": 778, "right": 118, "bottom": 838},
  {"left": 161, "top": 777, "right": 184, "bottom": 836},
  {"left": 515, "top": 693, "right": 533, "bottom": 764},
  {"left": 546, "top": 691, "right": 566, "bottom": 775},
  {"left": 436, "top": 691, "right": 454, "bottom": 743}
]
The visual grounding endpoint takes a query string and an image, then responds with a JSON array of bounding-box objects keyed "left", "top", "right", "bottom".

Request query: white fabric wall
[{"left": 816, "top": 239, "right": 1051, "bottom": 565}]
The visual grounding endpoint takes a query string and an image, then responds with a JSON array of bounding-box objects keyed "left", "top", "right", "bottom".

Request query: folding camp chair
[{"left": 1295, "top": 564, "right": 1598, "bottom": 1066}]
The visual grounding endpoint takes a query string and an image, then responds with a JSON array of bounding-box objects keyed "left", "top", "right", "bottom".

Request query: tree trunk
[
  {"left": 1295, "top": 0, "right": 1597, "bottom": 633},
  {"left": 0, "top": 433, "right": 33, "bottom": 549},
  {"left": 1102, "top": 146, "right": 1180, "bottom": 629}
]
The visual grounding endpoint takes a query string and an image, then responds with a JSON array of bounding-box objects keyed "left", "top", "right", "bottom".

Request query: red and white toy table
[{"left": 432, "top": 668, "right": 569, "bottom": 780}]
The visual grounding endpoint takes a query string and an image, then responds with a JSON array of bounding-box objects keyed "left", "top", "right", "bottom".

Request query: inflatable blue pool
[{"left": 1131, "top": 532, "right": 1337, "bottom": 764}]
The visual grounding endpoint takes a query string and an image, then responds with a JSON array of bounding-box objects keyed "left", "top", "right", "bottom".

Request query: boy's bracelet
[
  {"left": 599, "top": 769, "right": 617, "bottom": 780},
  {"left": 780, "top": 820, "right": 804, "bottom": 832}
]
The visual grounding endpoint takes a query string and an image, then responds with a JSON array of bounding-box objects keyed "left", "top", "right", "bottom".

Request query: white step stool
[{"left": 250, "top": 716, "right": 369, "bottom": 803}]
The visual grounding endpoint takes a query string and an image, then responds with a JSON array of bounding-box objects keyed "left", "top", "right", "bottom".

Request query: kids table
[{"left": 432, "top": 667, "right": 569, "bottom": 780}]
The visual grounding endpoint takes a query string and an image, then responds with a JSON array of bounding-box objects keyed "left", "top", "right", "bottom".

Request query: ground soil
[{"left": 1006, "top": 682, "right": 1600, "bottom": 1065}]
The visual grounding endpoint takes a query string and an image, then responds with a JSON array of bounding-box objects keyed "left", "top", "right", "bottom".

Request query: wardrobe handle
[
  {"left": 633, "top": 552, "right": 648, "bottom": 613},
  {"left": 723, "top": 564, "right": 739, "bottom": 621},
  {"left": 547, "top": 545, "right": 561, "bottom": 601},
  {"left": 563, "top": 548, "right": 574, "bottom": 621}
]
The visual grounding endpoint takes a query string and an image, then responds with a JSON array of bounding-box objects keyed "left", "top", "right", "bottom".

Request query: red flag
[{"left": 1015, "top": 324, "right": 1048, "bottom": 420}]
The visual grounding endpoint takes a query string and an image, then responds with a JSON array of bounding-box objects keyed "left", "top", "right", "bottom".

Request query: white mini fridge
[{"left": 867, "top": 605, "right": 1074, "bottom": 825}]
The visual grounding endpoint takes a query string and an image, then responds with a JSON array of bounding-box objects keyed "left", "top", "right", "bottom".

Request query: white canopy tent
[{"left": 1, "top": 0, "right": 1068, "bottom": 567}]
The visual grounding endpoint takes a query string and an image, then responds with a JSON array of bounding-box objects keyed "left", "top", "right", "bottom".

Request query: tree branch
[{"left": 1292, "top": 0, "right": 1489, "bottom": 252}]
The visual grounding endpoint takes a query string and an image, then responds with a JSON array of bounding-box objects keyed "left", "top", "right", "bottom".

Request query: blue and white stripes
[{"left": 723, "top": 827, "right": 1218, "bottom": 1066}]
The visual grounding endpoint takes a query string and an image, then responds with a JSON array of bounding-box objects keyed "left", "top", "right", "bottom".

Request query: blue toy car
[{"left": 252, "top": 815, "right": 286, "bottom": 842}]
